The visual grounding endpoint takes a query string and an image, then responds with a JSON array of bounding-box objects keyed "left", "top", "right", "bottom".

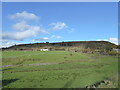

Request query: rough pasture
[{"left": 2, "top": 51, "right": 118, "bottom": 88}]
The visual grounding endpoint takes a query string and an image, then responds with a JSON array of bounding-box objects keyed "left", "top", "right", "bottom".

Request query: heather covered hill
[{"left": 2, "top": 41, "right": 118, "bottom": 53}]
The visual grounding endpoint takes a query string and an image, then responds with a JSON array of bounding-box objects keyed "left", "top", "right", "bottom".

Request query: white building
[{"left": 40, "top": 48, "right": 49, "bottom": 51}]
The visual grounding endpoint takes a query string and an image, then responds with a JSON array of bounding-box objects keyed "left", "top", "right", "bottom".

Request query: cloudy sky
[{"left": 2, "top": 2, "right": 118, "bottom": 47}]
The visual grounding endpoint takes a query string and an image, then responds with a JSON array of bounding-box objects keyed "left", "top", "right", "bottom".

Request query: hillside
[{"left": 2, "top": 41, "right": 118, "bottom": 53}]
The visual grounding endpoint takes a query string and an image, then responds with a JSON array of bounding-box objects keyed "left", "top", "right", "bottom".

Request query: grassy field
[{"left": 2, "top": 51, "right": 118, "bottom": 88}]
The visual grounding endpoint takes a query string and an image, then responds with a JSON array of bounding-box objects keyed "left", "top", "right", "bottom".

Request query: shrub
[
  {"left": 107, "top": 50, "right": 118, "bottom": 56},
  {"left": 82, "top": 48, "right": 94, "bottom": 53}
]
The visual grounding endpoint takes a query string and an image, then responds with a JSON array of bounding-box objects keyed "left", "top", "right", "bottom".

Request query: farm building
[{"left": 40, "top": 48, "right": 49, "bottom": 51}]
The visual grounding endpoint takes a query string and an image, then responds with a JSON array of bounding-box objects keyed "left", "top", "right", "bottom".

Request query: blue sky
[{"left": 2, "top": 2, "right": 118, "bottom": 47}]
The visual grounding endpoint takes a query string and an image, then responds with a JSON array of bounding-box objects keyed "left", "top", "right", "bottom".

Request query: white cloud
[
  {"left": 1, "top": 40, "right": 16, "bottom": 48},
  {"left": 32, "top": 35, "right": 62, "bottom": 42},
  {"left": 96, "top": 37, "right": 118, "bottom": 45},
  {"left": 109, "top": 37, "right": 118, "bottom": 45},
  {"left": 68, "top": 28, "right": 75, "bottom": 33},
  {"left": 2, "top": 11, "right": 74, "bottom": 47},
  {"left": 0, "top": 39, "right": 9, "bottom": 43},
  {"left": 50, "top": 22, "right": 67, "bottom": 30},
  {"left": 50, "top": 35, "right": 62, "bottom": 39},
  {"left": 49, "top": 22, "right": 75, "bottom": 33},
  {"left": 9, "top": 11, "right": 39, "bottom": 21},
  {"left": 40, "top": 37, "right": 49, "bottom": 41},
  {"left": 96, "top": 39, "right": 109, "bottom": 41},
  {"left": 13, "top": 21, "right": 30, "bottom": 31},
  {"left": 32, "top": 37, "right": 49, "bottom": 42},
  {"left": 2, "top": 11, "right": 49, "bottom": 41},
  {"left": 2, "top": 21, "right": 48, "bottom": 41},
  {"left": 109, "top": 37, "right": 118, "bottom": 42},
  {"left": 31, "top": 39, "right": 36, "bottom": 42}
]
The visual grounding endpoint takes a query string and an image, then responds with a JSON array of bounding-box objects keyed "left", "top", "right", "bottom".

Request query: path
[{"left": 0, "top": 62, "right": 58, "bottom": 68}]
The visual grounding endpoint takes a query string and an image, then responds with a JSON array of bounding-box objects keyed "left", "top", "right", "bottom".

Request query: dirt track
[{"left": 1, "top": 62, "right": 58, "bottom": 68}]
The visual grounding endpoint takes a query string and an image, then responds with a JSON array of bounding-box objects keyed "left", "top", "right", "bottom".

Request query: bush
[
  {"left": 107, "top": 50, "right": 118, "bottom": 56},
  {"left": 82, "top": 48, "right": 94, "bottom": 53}
]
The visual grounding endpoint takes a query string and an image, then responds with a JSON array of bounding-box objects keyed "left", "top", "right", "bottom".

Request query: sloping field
[{"left": 2, "top": 51, "right": 118, "bottom": 88}]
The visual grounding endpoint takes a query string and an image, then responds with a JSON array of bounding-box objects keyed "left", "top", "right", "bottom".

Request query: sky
[{"left": 1, "top": 2, "right": 118, "bottom": 47}]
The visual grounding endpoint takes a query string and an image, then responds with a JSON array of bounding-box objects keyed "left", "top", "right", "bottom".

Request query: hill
[{"left": 2, "top": 41, "right": 118, "bottom": 54}]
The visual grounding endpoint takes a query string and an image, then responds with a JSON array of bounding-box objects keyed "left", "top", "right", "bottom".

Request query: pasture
[{"left": 2, "top": 51, "right": 118, "bottom": 88}]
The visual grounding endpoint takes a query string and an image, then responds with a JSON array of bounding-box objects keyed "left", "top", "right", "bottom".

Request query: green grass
[
  {"left": 2, "top": 51, "right": 118, "bottom": 88},
  {"left": 2, "top": 51, "right": 94, "bottom": 65}
]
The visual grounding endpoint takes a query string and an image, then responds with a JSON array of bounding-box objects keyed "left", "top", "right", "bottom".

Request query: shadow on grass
[
  {"left": 2, "top": 68, "right": 12, "bottom": 71},
  {"left": 2, "top": 79, "right": 19, "bottom": 87}
]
